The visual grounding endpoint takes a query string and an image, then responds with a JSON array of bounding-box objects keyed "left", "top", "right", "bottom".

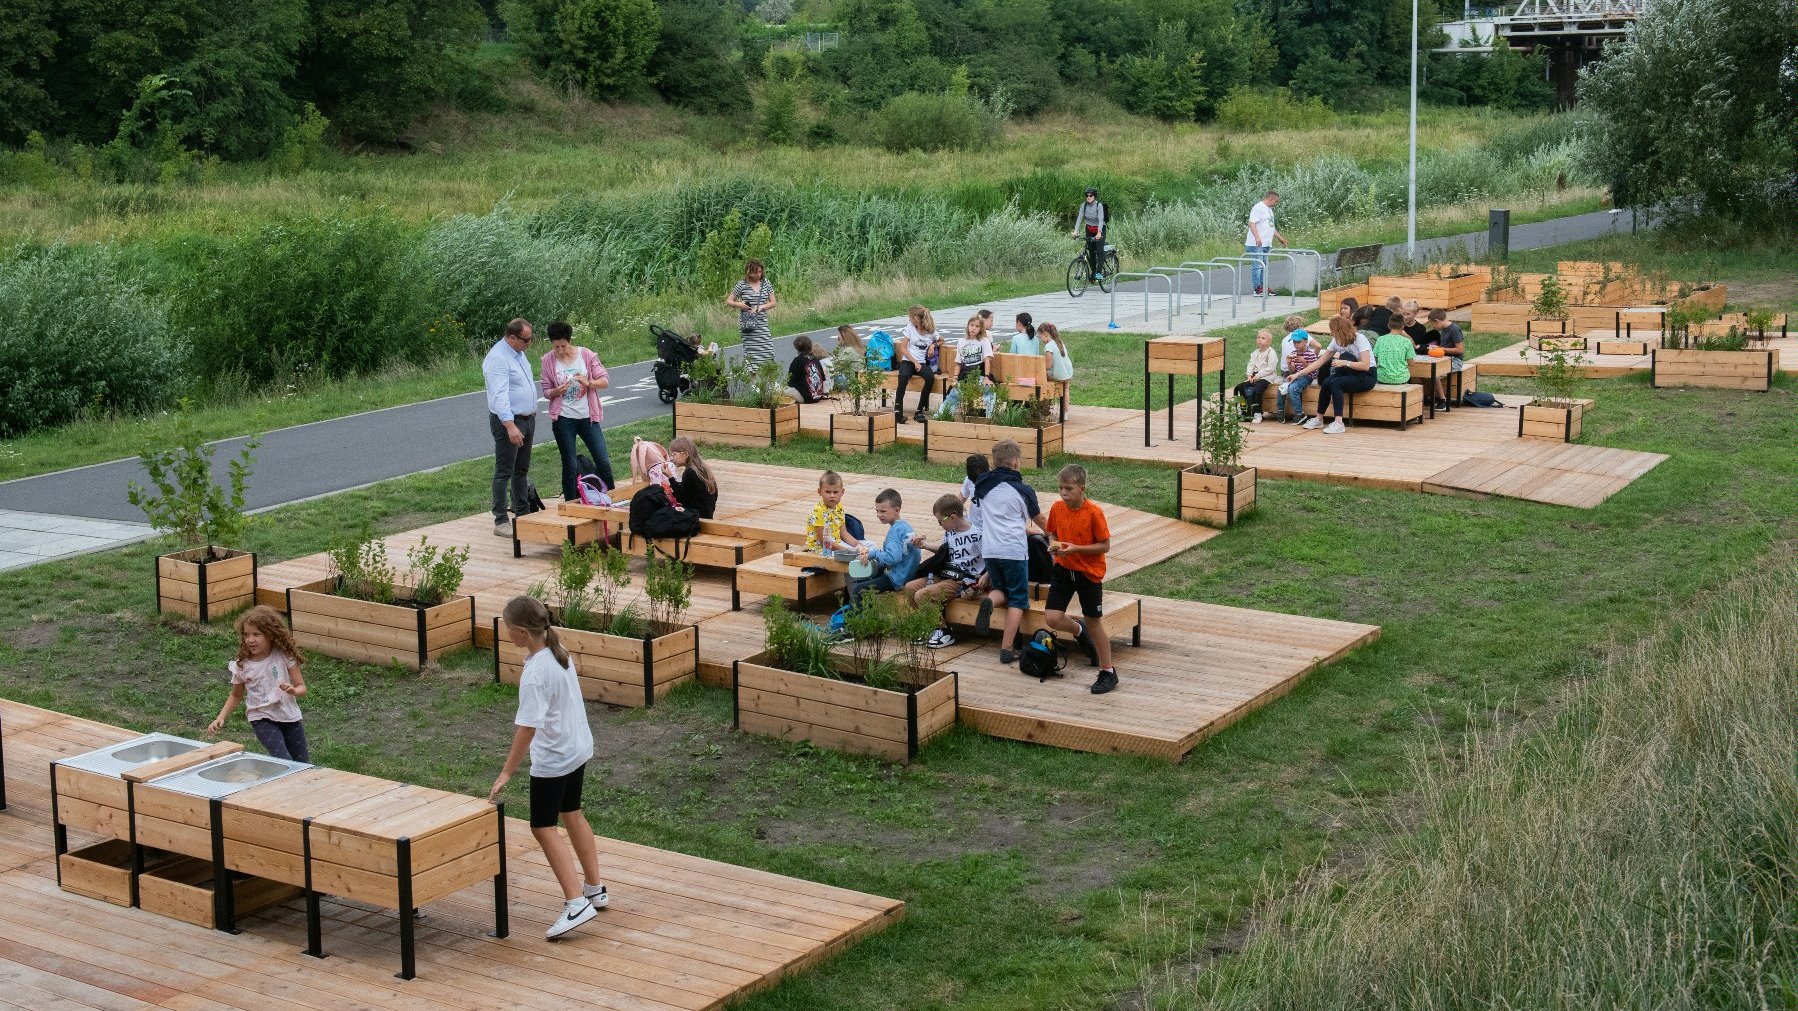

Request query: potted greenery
[
  {"left": 1524, "top": 275, "right": 1582, "bottom": 351},
  {"left": 285, "top": 531, "right": 474, "bottom": 669},
  {"left": 828, "top": 347, "right": 898, "bottom": 454},
  {"left": 495, "top": 544, "right": 698, "bottom": 707},
  {"left": 732, "top": 596, "right": 957, "bottom": 763},
  {"left": 1652, "top": 305, "right": 1777, "bottom": 391},
  {"left": 1518, "top": 343, "right": 1591, "bottom": 442},
  {"left": 673, "top": 354, "right": 800, "bottom": 447},
  {"left": 129, "top": 402, "right": 261, "bottom": 622},
  {"left": 1179, "top": 395, "right": 1256, "bottom": 527},
  {"left": 924, "top": 381, "right": 1063, "bottom": 469}
]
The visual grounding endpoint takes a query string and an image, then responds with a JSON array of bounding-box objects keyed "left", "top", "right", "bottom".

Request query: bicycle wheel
[
  {"left": 1066, "top": 254, "right": 1091, "bottom": 298},
  {"left": 1098, "top": 251, "right": 1120, "bottom": 294}
]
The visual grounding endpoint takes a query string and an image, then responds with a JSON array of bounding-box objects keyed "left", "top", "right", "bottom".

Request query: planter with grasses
[
  {"left": 1518, "top": 342, "right": 1590, "bottom": 443},
  {"left": 494, "top": 544, "right": 698, "bottom": 706},
  {"left": 672, "top": 353, "right": 800, "bottom": 447},
  {"left": 829, "top": 351, "right": 898, "bottom": 454},
  {"left": 128, "top": 401, "right": 261, "bottom": 622},
  {"left": 286, "top": 534, "right": 473, "bottom": 669},
  {"left": 1652, "top": 322, "right": 1775, "bottom": 391},
  {"left": 732, "top": 597, "right": 957, "bottom": 763},
  {"left": 924, "top": 379, "right": 1062, "bottom": 469},
  {"left": 1179, "top": 395, "right": 1256, "bottom": 527}
]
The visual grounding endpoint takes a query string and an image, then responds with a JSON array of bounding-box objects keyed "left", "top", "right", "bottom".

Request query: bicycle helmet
[{"left": 1084, "top": 187, "right": 1099, "bottom": 197}]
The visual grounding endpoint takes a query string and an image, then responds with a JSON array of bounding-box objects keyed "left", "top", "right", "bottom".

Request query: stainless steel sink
[
  {"left": 146, "top": 752, "right": 311, "bottom": 799},
  {"left": 57, "top": 732, "right": 211, "bottom": 778}
]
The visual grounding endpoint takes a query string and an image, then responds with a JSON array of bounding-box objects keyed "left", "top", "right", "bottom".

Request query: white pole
[{"left": 1407, "top": 0, "right": 1419, "bottom": 260}]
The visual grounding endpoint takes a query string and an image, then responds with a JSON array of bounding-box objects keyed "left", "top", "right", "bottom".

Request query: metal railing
[
  {"left": 1107, "top": 272, "right": 1174, "bottom": 331},
  {"left": 1213, "top": 255, "right": 1267, "bottom": 314},
  {"left": 1180, "top": 261, "right": 1236, "bottom": 319},
  {"left": 1145, "top": 266, "right": 1211, "bottom": 320}
]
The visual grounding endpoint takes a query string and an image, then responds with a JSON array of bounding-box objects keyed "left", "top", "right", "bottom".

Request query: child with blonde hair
[{"left": 206, "top": 605, "right": 310, "bottom": 761}]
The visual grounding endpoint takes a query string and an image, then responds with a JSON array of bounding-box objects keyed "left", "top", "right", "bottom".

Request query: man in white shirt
[
  {"left": 484, "top": 318, "right": 540, "bottom": 536},
  {"left": 1245, "top": 190, "right": 1288, "bottom": 296}
]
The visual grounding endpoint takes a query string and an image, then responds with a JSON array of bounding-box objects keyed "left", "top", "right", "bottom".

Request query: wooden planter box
[
  {"left": 1178, "top": 465, "right": 1256, "bottom": 528},
  {"left": 493, "top": 615, "right": 698, "bottom": 708},
  {"left": 1596, "top": 340, "right": 1649, "bottom": 356},
  {"left": 286, "top": 578, "right": 474, "bottom": 670},
  {"left": 1318, "top": 282, "right": 1369, "bottom": 315},
  {"left": 1368, "top": 272, "right": 1485, "bottom": 309},
  {"left": 58, "top": 839, "right": 142, "bottom": 906},
  {"left": 924, "top": 419, "right": 1063, "bottom": 469},
  {"left": 1671, "top": 284, "right": 1728, "bottom": 314},
  {"left": 1569, "top": 305, "right": 1663, "bottom": 333},
  {"left": 138, "top": 856, "right": 301, "bottom": 929},
  {"left": 673, "top": 400, "right": 800, "bottom": 448},
  {"left": 1651, "top": 348, "right": 1775, "bottom": 391},
  {"left": 1518, "top": 401, "right": 1586, "bottom": 442},
  {"left": 155, "top": 547, "right": 256, "bottom": 622},
  {"left": 829, "top": 411, "right": 898, "bottom": 455},
  {"left": 732, "top": 651, "right": 958, "bottom": 763}
]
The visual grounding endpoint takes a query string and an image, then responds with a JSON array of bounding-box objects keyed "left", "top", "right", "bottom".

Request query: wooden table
[
  {"left": 305, "top": 783, "right": 507, "bottom": 979},
  {"left": 1143, "top": 335, "right": 1226, "bottom": 449},
  {"left": 1407, "top": 357, "right": 1450, "bottom": 419},
  {"left": 781, "top": 549, "right": 853, "bottom": 573}
]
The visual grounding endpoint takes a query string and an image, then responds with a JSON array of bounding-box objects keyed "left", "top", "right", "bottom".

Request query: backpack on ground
[
  {"left": 865, "top": 330, "right": 895, "bottom": 371},
  {"left": 1018, "top": 628, "right": 1067, "bottom": 682},
  {"left": 523, "top": 479, "right": 547, "bottom": 515},
  {"left": 1460, "top": 390, "right": 1503, "bottom": 408}
]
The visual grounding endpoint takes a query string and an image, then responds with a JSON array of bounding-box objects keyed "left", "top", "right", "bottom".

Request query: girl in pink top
[
  {"left": 206, "top": 606, "right": 309, "bottom": 762},
  {"left": 540, "top": 321, "right": 615, "bottom": 500}
]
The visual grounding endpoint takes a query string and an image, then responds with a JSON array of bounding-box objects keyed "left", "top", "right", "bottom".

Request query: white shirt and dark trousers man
[
  {"left": 484, "top": 319, "right": 540, "bottom": 536},
  {"left": 1246, "top": 192, "right": 1288, "bottom": 295}
]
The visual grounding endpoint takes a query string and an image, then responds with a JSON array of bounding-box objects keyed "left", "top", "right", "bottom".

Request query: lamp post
[{"left": 1407, "top": 0, "right": 1419, "bottom": 260}]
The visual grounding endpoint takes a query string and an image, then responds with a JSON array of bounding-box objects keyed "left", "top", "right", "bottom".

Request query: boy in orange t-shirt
[{"left": 1043, "top": 464, "right": 1118, "bottom": 694}]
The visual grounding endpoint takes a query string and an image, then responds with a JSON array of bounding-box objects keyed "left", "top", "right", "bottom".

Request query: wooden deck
[
  {"left": 1423, "top": 439, "right": 1668, "bottom": 508},
  {"left": 0, "top": 700, "right": 903, "bottom": 1011},
  {"left": 801, "top": 394, "right": 1664, "bottom": 509},
  {"left": 1473, "top": 338, "right": 1795, "bottom": 378}
]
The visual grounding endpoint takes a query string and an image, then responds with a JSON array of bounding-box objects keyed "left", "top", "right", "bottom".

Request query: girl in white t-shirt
[
  {"left": 895, "top": 304, "right": 941, "bottom": 423},
  {"left": 489, "top": 595, "right": 609, "bottom": 940},
  {"left": 207, "top": 606, "right": 309, "bottom": 762}
]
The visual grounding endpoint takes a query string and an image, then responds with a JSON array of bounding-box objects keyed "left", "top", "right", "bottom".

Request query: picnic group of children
[
  {"left": 806, "top": 443, "right": 1119, "bottom": 696},
  {"left": 1229, "top": 299, "right": 1468, "bottom": 432}
]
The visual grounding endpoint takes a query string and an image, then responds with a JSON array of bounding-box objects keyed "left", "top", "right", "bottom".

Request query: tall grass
[{"left": 1145, "top": 562, "right": 1798, "bottom": 1010}]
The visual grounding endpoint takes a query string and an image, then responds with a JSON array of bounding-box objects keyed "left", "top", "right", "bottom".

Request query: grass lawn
[{"left": 1, "top": 230, "right": 1790, "bottom": 1007}]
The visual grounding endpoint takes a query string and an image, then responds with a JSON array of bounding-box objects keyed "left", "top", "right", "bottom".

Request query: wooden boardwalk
[
  {"left": 0, "top": 700, "right": 903, "bottom": 1011},
  {"left": 799, "top": 394, "right": 1664, "bottom": 509},
  {"left": 1473, "top": 338, "right": 1794, "bottom": 378},
  {"left": 1423, "top": 439, "right": 1668, "bottom": 508}
]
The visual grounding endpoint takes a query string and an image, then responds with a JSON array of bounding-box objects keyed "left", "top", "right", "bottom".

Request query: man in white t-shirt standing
[{"left": 1245, "top": 190, "right": 1288, "bottom": 296}]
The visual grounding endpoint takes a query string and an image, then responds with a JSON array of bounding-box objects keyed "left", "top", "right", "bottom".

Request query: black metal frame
[{"left": 1142, "top": 339, "right": 1225, "bottom": 450}]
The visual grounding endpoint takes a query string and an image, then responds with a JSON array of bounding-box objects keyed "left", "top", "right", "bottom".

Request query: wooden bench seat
[
  {"left": 621, "top": 531, "right": 779, "bottom": 608},
  {"left": 1260, "top": 382, "right": 1424, "bottom": 428},
  {"left": 942, "top": 586, "right": 1143, "bottom": 647},
  {"left": 733, "top": 552, "right": 845, "bottom": 609},
  {"left": 511, "top": 510, "right": 605, "bottom": 558}
]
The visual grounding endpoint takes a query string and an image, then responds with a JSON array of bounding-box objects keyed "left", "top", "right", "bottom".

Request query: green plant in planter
[
  {"left": 763, "top": 596, "right": 839, "bottom": 678},
  {"left": 528, "top": 541, "right": 630, "bottom": 632},
  {"left": 1531, "top": 274, "right": 1570, "bottom": 322},
  {"left": 740, "top": 358, "right": 790, "bottom": 409},
  {"left": 1484, "top": 264, "right": 1519, "bottom": 299},
  {"left": 327, "top": 527, "right": 396, "bottom": 604},
  {"left": 946, "top": 369, "right": 985, "bottom": 421},
  {"left": 682, "top": 351, "right": 729, "bottom": 405},
  {"left": 842, "top": 592, "right": 941, "bottom": 690},
  {"left": 645, "top": 549, "right": 693, "bottom": 630},
  {"left": 1197, "top": 394, "right": 1248, "bottom": 474},
  {"left": 1532, "top": 346, "right": 1587, "bottom": 408},
  {"left": 833, "top": 347, "right": 886, "bottom": 417},
  {"left": 1742, "top": 308, "right": 1777, "bottom": 344},
  {"left": 127, "top": 399, "right": 260, "bottom": 559},
  {"left": 405, "top": 536, "right": 470, "bottom": 607}
]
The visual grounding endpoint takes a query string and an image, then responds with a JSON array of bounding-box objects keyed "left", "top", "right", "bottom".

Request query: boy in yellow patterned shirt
[{"left": 805, "top": 471, "right": 862, "bottom": 551}]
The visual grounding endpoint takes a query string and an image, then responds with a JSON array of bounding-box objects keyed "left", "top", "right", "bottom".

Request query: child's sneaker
[
  {"left": 999, "top": 647, "right": 1018, "bottom": 665},
  {"left": 1073, "top": 620, "right": 1099, "bottom": 667},
  {"left": 1302, "top": 416, "right": 1324, "bottom": 430},
  {"left": 546, "top": 897, "right": 597, "bottom": 939},
  {"left": 582, "top": 883, "right": 609, "bottom": 909},
  {"left": 1289, "top": 413, "right": 1309, "bottom": 426},
  {"left": 1090, "top": 668, "right": 1118, "bottom": 695},
  {"left": 1323, "top": 419, "right": 1346, "bottom": 435},
  {"left": 1251, "top": 412, "right": 1263, "bottom": 424},
  {"left": 926, "top": 627, "right": 956, "bottom": 649},
  {"left": 973, "top": 597, "right": 994, "bottom": 637}
]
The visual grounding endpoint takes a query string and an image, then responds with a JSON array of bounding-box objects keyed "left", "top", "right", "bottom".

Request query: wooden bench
[
  {"left": 942, "top": 585, "right": 1143, "bottom": 648},
  {"left": 1260, "top": 382, "right": 1424, "bottom": 428},
  {"left": 1322, "top": 242, "right": 1384, "bottom": 288},
  {"left": 989, "top": 352, "right": 1068, "bottom": 423},
  {"left": 734, "top": 551, "right": 844, "bottom": 608},
  {"left": 511, "top": 509, "right": 606, "bottom": 558}
]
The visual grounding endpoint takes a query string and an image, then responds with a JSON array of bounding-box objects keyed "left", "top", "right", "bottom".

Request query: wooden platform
[
  {"left": 1473, "top": 338, "right": 1795, "bottom": 378},
  {"left": 798, "top": 394, "right": 1663, "bottom": 509},
  {"left": 1422, "top": 439, "right": 1669, "bottom": 508},
  {"left": 0, "top": 700, "right": 903, "bottom": 1010}
]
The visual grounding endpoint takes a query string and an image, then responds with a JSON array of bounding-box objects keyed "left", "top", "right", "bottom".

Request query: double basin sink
[{"left": 60, "top": 733, "right": 309, "bottom": 797}]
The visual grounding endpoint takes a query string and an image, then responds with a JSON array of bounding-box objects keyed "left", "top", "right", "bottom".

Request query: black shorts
[
  {"left": 528, "top": 765, "right": 587, "bottom": 829},
  {"left": 1045, "top": 566, "right": 1103, "bottom": 617}
]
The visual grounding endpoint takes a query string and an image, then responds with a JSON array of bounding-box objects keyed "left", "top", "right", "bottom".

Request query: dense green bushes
[{"left": 870, "top": 91, "right": 1003, "bottom": 152}]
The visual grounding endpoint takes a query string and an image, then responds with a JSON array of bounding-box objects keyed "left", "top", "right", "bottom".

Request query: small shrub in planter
[
  {"left": 829, "top": 348, "right": 897, "bottom": 454},
  {"left": 1518, "top": 345, "right": 1590, "bottom": 442},
  {"left": 925, "top": 382, "right": 1063, "bottom": 468},
  {"left": 1179, "top": 395, "right": 1256, "bottom": 527},
  {"left": 286, "top": 531, "right": 473, "bottom": 670},
  {"left": 733, "top": 596, "right": 957, "bottom": 763},
  {"left": 129, "top": 401, "right": 260, "bottom": 621},
  {"left": 498, "top": 544, "right": 698, "bottom": 706},
  {"left": 674, "top": 354, "right": 799, "bottom": 447}
]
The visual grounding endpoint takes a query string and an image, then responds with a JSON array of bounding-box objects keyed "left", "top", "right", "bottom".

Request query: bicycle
[{"left": 1066, "top": 241, "right": 1120, "bottom": 298}]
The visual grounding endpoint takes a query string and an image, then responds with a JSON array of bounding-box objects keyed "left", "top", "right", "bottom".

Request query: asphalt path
[{"left": 0, "top": 207, "right": 1644, "bottom": 524}]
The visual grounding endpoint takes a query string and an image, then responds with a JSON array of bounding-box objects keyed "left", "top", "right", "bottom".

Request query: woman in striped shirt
[{"left": 726, "top": 260, "right": 777, "bottom": 367}]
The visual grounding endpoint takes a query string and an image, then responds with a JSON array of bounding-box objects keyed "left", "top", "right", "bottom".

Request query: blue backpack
[{"left": 865, "top": 330, "right": 895, "bottom": 370}]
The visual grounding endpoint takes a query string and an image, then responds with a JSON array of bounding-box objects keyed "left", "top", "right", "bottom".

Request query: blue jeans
[
  {"left": 1278, "top": 373, "right": 1313, "bottom": 417},
  {"left": 1245, "top": 244, "right": 1270, "bottom": 290},
  {"left": 552, "top": 416, "right": 615, "bottom": 502}
]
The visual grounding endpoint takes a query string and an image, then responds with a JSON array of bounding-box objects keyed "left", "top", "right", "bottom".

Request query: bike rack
[
  {"left": 1107, "top": 272, "right": 1174, "bottom": 331},
  {"left": 1146, "top": 266, "right": 1209, "bottom": 320},
  {"left": 1214, "top": 255, "right": 1269, "bottom": 314},
  {"left": 1283, "top": 248, "right": 1326, "bottom": 293},
  {"left": 1181, "top": 260, "right": 1237, "bottom": 319},
  {"left": 1261, "top": 251, "right": 1315, "bottom": 309}
]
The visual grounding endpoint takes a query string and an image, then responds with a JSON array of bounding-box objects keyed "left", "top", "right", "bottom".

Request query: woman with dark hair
[
  {"left": 541, "top": 321, "right": 615, "bottom": 501},
  {"left": 726, "top": 260, "right": 777, "bottom": 366}
]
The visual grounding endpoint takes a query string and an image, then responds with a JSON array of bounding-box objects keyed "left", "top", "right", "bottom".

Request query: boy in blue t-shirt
[{"left": 849, "top": 489, "right": 919, "bottom": 598}]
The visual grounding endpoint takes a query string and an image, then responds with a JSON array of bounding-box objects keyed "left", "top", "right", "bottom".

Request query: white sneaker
[
  {"left": 1323, "top": 420, "right": 1346, "bottom": 435},
  {"left": 927, "top": 627, "right": 956, "bottom": 649},
  {"left": 1302, "top": 416, "right": 1324, "bottom": 430},
  {"left": 547, "top": 898, "right": 597, "bottom": 939},
  {"left": 1251, "top": 412, "right": 1263, "bottom": 424},
  {"left": 582, "top": 883, "right": 609, "bottom": 909}
]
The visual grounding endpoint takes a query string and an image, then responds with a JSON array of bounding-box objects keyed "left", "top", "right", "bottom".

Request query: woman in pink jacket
[{"left": 540, "top": 321, "right": 616, "bottom": 501}]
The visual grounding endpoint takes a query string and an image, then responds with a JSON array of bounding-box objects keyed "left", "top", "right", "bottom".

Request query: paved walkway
[{"left": 0, "top": 207, "right": 1645, "bottom": 570}]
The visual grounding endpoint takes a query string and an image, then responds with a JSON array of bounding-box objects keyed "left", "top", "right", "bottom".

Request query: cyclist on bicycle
[{"left": 1072, "top": 187, "right": 1108, "bottom": 281}]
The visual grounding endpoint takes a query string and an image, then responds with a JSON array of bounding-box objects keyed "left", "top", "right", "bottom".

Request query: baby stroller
[{"left": 650, "top": 323, "right": 700, "bottom": 403}]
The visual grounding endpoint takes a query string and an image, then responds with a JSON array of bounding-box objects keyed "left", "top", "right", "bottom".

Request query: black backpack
[
  {"left": 1018, "top": 628, "right": 1067, "bottom": 682},
  {"left": 629, "top": 484, "right": 702, "bottom": 540},
  {"left": 1027, "top": 533, "right": 1053, "bottom": 584}
]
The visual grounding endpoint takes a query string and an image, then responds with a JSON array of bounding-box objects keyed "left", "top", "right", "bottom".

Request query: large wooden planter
[
  {"left": 1368, "top": 272, "right": 1485, "bottom": 310},
  {"left": 155, "top": 547, "right": 256, "bottom": 622},
  {"left": 1671, "top": 284, "right": 1728, "bottom": 314},
  {"left": 285, "top": 578, "right": 474, "bottom": 670},
  {"left": 924, "top": 419, "right": 1063, "bottom": 469},
  {"left": 1651, "top": 348, "right": 1775, "bottom": 391},
  {"left": 829, "top": 411, "right": 898, "bottom": 455},
  {"left": 493, "top": 615, "right": 698, "bottom": 707},
  {"left": 732, "top": 651, "right": 958, "bottom": 763},
  {"left": 1178, "top": 465, "right": 1256, "bottom": 528},
  {"left": 1318, "top": 281, "right": 1369, "bottom": 315},
  {"left": 673, "top": 400, "right": 800, "bottom": 448},
  {"left": 1518, "top": 401, "right": 1587, "bottom": 442}
]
